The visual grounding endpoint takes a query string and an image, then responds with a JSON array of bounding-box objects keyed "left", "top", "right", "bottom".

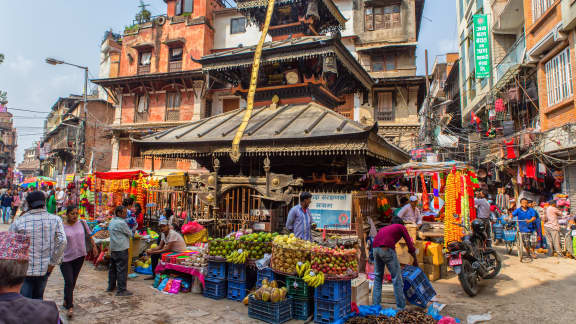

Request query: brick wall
[{"left": 492, "top": 34, "right": 516, "bottom": 64}]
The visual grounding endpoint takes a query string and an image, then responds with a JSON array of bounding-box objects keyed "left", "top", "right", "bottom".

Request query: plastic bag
[
  {"left": 255, "top": 253, "right": 272, "bottom": 270},
  {"left": 181, "top": 221, "right": 205, "bottom": 235},
  {"left": 438, "top": 317, "right": 458, "bottom": 324},
  {"left": 163, "top": 279, "right": 174, "bottom": 292},
  {"left": 467, "top": 313, "right": 492, "bottom": 324},
  {"left": 380, "top": 308, "right": 398, "bottom": 317},
  {"left": 157, "top": 277, "right": 169, "bottom": 291},
  {"left": 153, "top": 274, "right": 162, "bottom": 288},
  {"left": 169, "top": 279, "right": 181, "bottom": 294}
]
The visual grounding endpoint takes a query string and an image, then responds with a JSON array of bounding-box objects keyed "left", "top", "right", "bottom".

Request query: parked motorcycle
[{"left": 446, "top": 219, "right": 502, "bottom": 297}]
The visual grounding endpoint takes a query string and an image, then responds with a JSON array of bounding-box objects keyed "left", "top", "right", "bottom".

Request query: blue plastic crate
[
  {"left": 401, "top": 266, "right": 436, "bottom": 308},
  {"left": 203, "top": 278, "right": 227, "bottom": 300},
  {"left": 207, "top": 261, "right": 227, "bottom": 280},
  {"left": 256, "top": 267, "right": 277, "bottom": 287},
  {"left": 292, "top": 297, "right": 313, "bottom": 320},
  {"left": 227, "top": 262, "right": 247, "bottom": 281},
  {"left": 227, "top": 280, "right": 248, "bottom": 301},
  {"left": 503, "top": 230, "right": 517, "bottom": 242},
  {"left": 314, "top": 299, "right": 351, "bottom": 324},
  {"left": 314, "top": 280, "right": 351, "bottom": 302},
  {"left": 493, "top": 223, "right": 504, "bottom": 240},
  {"left": 248, "top": 296, "right": 292, "bottom": 324}
]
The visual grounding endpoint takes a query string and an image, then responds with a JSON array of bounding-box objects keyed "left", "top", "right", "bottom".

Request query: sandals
[{"left": 67, "top": 308, "right": 74, "bottom": 319}]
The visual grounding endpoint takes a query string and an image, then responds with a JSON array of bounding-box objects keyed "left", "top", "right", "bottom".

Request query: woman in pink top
[
  {"left": 59, "top": 206, "right": 97, "bottom": 318},
  {"left": 543, "top": 200, "right": 562, "bottom": 257}
]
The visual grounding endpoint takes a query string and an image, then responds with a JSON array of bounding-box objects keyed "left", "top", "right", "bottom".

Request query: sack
[{"left": 80, "top": 220, "right": 94, "bottom": 256}]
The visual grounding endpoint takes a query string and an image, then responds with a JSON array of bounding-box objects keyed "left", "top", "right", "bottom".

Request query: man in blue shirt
[
  {"left": 512, "top": 198, "right": 538, "bottom": 258},
  {"left": 107, "top": 206, "right": 133, "bottom": 296},
  {"left": 286, "top": 192, "right": 313, "bottom": 241}
]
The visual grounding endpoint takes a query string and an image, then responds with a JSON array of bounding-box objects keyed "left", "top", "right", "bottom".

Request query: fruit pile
[
  {"left": 208, "top": 237, "right": 237, "bottom": 257},
  {"left": 270, "top": 234, "right": 315, "bottom": 274},
  {"left": 243, "top": 279, "right": 288, "bottom": 304},
  {"left": 237, "top": 232, "right": 277, "bottom": 260},
  {"left": 302, "top": 270, "right": 325, "bottom": 288},
  {"left": 226, "top": 249, "right": 249, "bottom": 264},
  {"left": 311, "top": 246, "right": 358, "bottom": 278}
]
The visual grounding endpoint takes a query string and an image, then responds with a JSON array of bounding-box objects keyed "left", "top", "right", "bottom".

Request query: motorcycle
[{"left": 446, "top": 219, "right": 502, "bottom": 297}]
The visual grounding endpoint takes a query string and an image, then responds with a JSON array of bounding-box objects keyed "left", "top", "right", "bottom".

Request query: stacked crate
[
  {"left": 227, "top": 262, "right": 250, "bottom": 301},
  {"left": 204, "top": 261, "right": 227, "bottom": 299},
  {"left": 285, "top": 276, "right": 313, "bottom": 320},
  {"left": 313, "top": 280, "right": 352, "bottom": 324}
]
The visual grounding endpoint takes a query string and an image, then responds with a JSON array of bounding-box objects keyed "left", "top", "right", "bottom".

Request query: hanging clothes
[
  {"left": 504, "top": 139, "right": 517, "bottom": 159},
  {"left": 525, "top": 160, "right": 536, "bottom": 179}
]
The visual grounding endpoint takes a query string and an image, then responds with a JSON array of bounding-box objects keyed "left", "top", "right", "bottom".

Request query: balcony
[
  {"left": 131, "top": 157, "right": 145, "bottom": 169},
  {"left": 492, "top": 0, "right": 524, "bottom": 33},
  {"left": 495, "top": 35, "right": 525, "bottom": 83},
  {"left": 168, "top": 61, "right": 182, "bottom": 72},
  {"left": 137, "top": 64, "right": 151, "bottom": 75},
  {"left": 160, "top": 158, "right": 178, "bottom": 169}
]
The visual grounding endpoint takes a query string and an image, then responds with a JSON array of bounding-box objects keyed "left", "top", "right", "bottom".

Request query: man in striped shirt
[{"left": 9, "top": 191, "right": 67, "bottom": 300}]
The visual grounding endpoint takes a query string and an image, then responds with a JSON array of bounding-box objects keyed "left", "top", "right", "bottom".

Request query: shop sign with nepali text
[
  {"left": 473, "top": 14, "right": 491, "bottom": 79},
  {"left": 309, "top": 193, "right": 352, "bottom": 229}
]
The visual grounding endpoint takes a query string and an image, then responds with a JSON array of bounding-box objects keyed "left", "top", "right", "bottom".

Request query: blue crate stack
[
  {"left": 248, "top": 296, "right": 292, "bottom": 324},
  {"left": 313, "top": 280, "right": 352, "bottom": 324},
  {"left": 204, "top": 261, "right": 227, "bottom": 299},
  {"left": 256, "top": 267, "right": 277, "bottom": 288},
  {"left": 227, "top": 262, "right": 249, "bottom": 301},
  {"left": 401, "top": 266, "right": 437, "bottom": 308}
]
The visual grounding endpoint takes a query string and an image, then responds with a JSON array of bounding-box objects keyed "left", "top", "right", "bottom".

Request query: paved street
[{"left": 4, "top": 224, "right": 576, "bottom": 324}]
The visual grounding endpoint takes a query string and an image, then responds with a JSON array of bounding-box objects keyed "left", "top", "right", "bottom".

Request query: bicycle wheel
[{"left": 516, "top": 232, "right": 524, "bottom": 260}]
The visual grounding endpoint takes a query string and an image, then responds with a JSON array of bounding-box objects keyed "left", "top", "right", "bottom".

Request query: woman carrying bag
[{"left": 60, "top": 206, "right": 98, "bottom": 318}]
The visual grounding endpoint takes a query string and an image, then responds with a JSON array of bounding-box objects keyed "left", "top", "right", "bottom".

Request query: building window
[
  {"left": 365, "top": 4, "right": 401, "bottom": 31},
  {"left": 176, "top": 0, "right": 193, "bottom": 16},
  {"left": 169, "top": 47, "right": 183, "bottom": 62},
  {"left": 135, "top": 94, "right": 149, "bottom": 123},
  {"left": 532, "top": 0, "right": 554, "bottom": 21},
  {"left": 372, "top": 56, "right": 396, "bottom": 72},
  {"left": 545, "top": 47, "right": 573, "bottom": 107},
  {"left": 231, "top": 17, "right": 246, "bottom": 34},
  {"left": 376, "top": 92, "right": 394, "bottom": 121},
  {"left": 166, "top": 92, "right": 181, "bottom": 121}
]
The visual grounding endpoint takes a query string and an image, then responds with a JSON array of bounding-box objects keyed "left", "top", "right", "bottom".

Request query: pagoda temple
[{"left": 133, "top": 0, "right": 409, "bottom": 231}]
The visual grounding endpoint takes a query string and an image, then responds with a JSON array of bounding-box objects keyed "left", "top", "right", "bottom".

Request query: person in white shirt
[
  {"left": 397, "top": 195, "right": 423, "bottom": 226},
  {"left": 56, "top": 188, "right": 66, "bottom": 212}
]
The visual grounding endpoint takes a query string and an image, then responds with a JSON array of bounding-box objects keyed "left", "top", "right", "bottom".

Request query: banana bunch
[
  {"left": 226, "top": 249, "right": 249, "bottom": 264},
  {"left": 302, "top": 270, "right": 325, "bottom": 288},
  {"left": 296, "top": 261, "right": 311, "bottom": 277}
]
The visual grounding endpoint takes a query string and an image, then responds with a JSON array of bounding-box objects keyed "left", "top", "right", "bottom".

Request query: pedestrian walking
[
  {"left": 9, "top": 191, "right": 67, "bottom": 299},
  {"left": 512, "top": 198, "right": 539, "bottom": 259},
  {"left": 107, "top": 205, "right": 133, "bottom": 297},
  {"left": 542, "top": 200, "right": 563, "bottom": 257},
  {"left": 46, "top": 190, "right": 57, "bottom": 214},
  {"left": 59, "top": 206, "right": 97, "bottom": 318},
  {"left": 10, "top": 188, "right": 20, "bottom": 223},
  {"left": 372, "top": 217, "right": 418, "bottom": 310},
  {"left": 0, "top": 232, "right": 61, "bottom": 324},
  {"left": 1, "top": 188, "right": 13, "bottom": 224}
]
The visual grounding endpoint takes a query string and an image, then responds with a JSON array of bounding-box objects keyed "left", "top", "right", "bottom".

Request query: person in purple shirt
[
  {"left": 372, "top": 217, "right": 418, "bottom": 310},
  {"left": 286, "top": 192, "right": 313, "bottom": 241}
]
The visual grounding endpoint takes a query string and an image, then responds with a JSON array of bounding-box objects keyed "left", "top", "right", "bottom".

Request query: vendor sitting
[
  {"left": 397, "top": 195, "right": 423, "bottom": 226},
  {"left": 145, "top": 219, "right": 187, "bottom": 280}
]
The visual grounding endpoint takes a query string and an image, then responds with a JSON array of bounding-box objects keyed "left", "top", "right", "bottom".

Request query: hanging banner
[
  {"left": 309, "top": 193, "right": 352, "bottom": 229},
  {"left": 473, "top": 14, "right": 491, "bottom": 79}
]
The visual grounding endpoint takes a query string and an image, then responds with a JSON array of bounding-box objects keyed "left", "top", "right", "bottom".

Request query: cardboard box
[
  {"left": 369, "top": 283, "right": 396, "bottom": 306},
  {"left": 414, "top": 240, "right": 425, "bottom": 265},
  {"left": 399, "top": 224, "right": 418, "bottom": 244},
  {"left": 396, "top": 243, "right": 414, "bottom": 265},
  {"left": 440, "top": 262, "right": 448, "bottom": 279},
  {"left": 423, "top": 242, "right": 444, "bottom": 265},
  {"left": 351, "top": 275, "right": 370, "bottom": 305},
  {"left": 423, "top": 264, "right": 441, "bottom": 281}
]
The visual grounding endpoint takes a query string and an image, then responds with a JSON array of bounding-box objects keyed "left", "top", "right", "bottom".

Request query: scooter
[{"left": 446, "top": 219, "right": 502, "bottom": 297}]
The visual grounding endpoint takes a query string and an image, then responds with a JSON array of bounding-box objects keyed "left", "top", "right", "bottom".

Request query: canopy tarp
[
  {"left": 368, "top": 161, "right": 470, "bottom": 176},
  {"left": 94, "top": 170, "right": 148, "bottom": 180}
]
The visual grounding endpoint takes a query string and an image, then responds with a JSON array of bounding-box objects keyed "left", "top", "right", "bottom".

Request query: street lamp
[{"left": 45, "top": 57, "right": 89, "bottom": 174}]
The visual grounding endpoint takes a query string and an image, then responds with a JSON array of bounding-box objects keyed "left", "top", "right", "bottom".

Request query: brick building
[
  {"left": 16, "top": 146, "right": 40, "bottom": 180},
  {"left": 40, "top": 95, "right": 114, "bottom": 182},
  {"left": 0, "top": 110, "right": 16, "bottom": 187}
]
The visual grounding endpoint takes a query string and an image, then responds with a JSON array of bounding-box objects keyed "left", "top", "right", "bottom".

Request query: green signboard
[{"left": 473, "top": 14, "right": 490, "bottom": 79}]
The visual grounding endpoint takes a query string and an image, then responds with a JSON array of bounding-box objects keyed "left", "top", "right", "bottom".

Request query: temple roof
[
  {"left": 134, "top": 102, "right": 409, "bottom": 164},
  {"left": 198, "top": 36, "right": 373, "bottom": 90}
]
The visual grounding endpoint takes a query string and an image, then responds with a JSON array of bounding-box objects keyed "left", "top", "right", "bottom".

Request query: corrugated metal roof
[{"left": 136, "top": 102, "right": 372, "bottom": 144}]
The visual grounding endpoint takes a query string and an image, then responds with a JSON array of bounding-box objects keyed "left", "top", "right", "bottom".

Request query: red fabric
[
  {"left": 495, "top": 98, "right": 505, "bottom": 112},
  {"left": 455, "top": 175, "right": 462, "bottom": 215},
  {"left": 504, "top": 139, "right": 516, "bottom": 159},
  {"left": 525, "top": 160, "right": 536, "bottom": 179},
  {"left": 94, "top": 171, "right": 147, "bottom": 180},
  {"left": 420, "top": 174, "right": 429, "bottom": 211},
  {"left": 136, "top": 212, "right": 144, "bottom": 230}
]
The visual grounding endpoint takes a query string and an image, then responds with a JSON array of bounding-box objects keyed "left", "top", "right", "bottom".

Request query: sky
[{"left": 0, "top": 0, "right": 457, "bottom": 164}]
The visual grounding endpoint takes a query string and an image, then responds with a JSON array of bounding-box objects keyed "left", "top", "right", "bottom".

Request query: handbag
[{"left": 80, "top": 220, "right": 94, "bottom": 256}]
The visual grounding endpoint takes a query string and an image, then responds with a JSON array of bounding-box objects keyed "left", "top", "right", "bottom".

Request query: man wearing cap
[
  {"left": 107, "top": 205, "right": 134, "bottom": 296},
  {"left": 286, "top": 192, "right": 313, "bottom": 241},
  {"left": 9, "top": 191, "right": 67, "bottom": 300},
  {"left": 397, "top": 195, "right": 423, "bottom": 226},
  {"left": 0, "top": 232, "right": 61, "bottom": 324},
  {"left": 145, "top": 218, "right": 187, "bottom": 279}
]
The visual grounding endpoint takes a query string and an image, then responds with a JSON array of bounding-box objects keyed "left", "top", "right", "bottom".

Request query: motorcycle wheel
[
  {"left": 483, "top": 250, "right": 502, "bottom": 279},
  {"left": 458, "top": 259, "right": 479, "bottom": 297}
]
